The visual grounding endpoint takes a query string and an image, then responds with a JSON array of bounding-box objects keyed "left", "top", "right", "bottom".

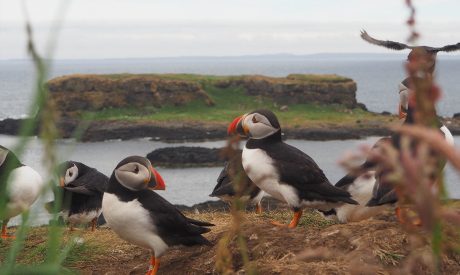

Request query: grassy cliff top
[{"left": 55, "top": 73, "right": 353, "bottom": 83}]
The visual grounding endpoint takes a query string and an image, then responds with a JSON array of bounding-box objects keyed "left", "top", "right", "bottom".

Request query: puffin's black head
[
  {"left": 113, "top": 156, "right": 165, "bottom": 191},
  {"left": 57, "top": 161, "right": 85, "bottom": 188},
  {"left": 228, "top": 109, "right": 281, "bottom": 139},
  {"left": 0, "top": 145, "right": 23, "bottom": 172}
]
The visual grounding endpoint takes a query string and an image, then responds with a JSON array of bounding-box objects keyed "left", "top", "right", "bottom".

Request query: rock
[
  {"left": 0, "top": 118, "right": 37, "bottom": 136},
  {"left": 146, "top": 146, "right": 224, "bottom": 168},
  {"left": 453, "top": 113, "right": 460, "bottom": 119},
  {"left": 235, "top": 75, "right": 359, "bottom": 108},
  {"left": 47, "top": 74, "right": 214, "bottom": 115}
]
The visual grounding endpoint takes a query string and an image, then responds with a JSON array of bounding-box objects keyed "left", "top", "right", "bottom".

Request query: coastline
[{"left": 2, "top": 116, "right": 460, "bottom": 143}]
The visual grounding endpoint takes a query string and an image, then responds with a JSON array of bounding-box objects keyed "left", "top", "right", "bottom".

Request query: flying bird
[
  {"left": 102, "top": 156, "right": 213, "bottom": 275},
  {"left": 228, "top": 109, "right": 358, "bottom": 228},
  {"left": 360, "top": 30, "right": 460, "bottom": 53}
]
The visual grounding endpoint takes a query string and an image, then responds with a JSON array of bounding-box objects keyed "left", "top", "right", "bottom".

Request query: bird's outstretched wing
[
  {"left": 435, "top": 42, "right": 460, "bottom": 53},
  {"left": 360, "top": 30, "right": 411, "bottom": 51}
]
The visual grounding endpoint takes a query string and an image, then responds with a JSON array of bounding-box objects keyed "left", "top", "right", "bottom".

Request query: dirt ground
[{"left": 1, "top": 209, "right": 460, "bottom": 275}]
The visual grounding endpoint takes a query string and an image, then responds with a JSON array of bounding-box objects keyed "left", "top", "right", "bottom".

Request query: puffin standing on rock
[
  {"left": 228, "top": 110, "right": 358, "bottom": 228},
  {"left": 47, "top": 161, "right": 108, "bottom": 231},
  {"left": 0, "top": 145, "right": 43, "bottom": 239},
  {"left": 210, "top": 150, "right": 264, "bottom": 213},
  {"left": 102, "top": 156, "right": 214, "bottom": 275}
]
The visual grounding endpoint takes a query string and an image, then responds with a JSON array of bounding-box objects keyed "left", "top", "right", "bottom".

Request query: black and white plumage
[
  {"left": 102, "top": 156, "right": 213, "bottom": 275},
  {"left": 360, "top": 30, "right": 460, "bottom": 53},
  {"left": 210, "top": 150, "right": 264, "bottom": 213},
  {"left": 228, "top": 110, "right": 358, "bottom": 228},
  {"left": 319, "top": 138, "right": 392, "bottom": 223},
  {"left": 0, "top": 145, "right": 43, "bottom": 239},
  {"left": 48, "top": 161, "right": 108, "bottom": 231},
  {"left": 366, "top": 105, "right": 454, "bottom": 207}
]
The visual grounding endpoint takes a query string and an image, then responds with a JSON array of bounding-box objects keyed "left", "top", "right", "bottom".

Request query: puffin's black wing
[
  {"left": 64, "top": 168, "right": 108, "bottom": 195},
  {"left": 265, "top": 142, "right": 357, "bottom": 204},
  {"left": 360, "top": 30, "right": 411, "bottom": 51},
  {"left": 434, "top": 43, "right": 460, "bottom": 53},
  {"left": 137, "top": 190, "right": 214, "bottom": 247},
  {"left": 366, "top": 178, "right": 397, "bottom": 206},
  {"left": 210, "top": 162, "right": 235, "bottom": 197}
]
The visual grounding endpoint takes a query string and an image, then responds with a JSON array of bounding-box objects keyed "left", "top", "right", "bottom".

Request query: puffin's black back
[
  {"left": 247, "top": 133, "right": 357, "bottom": 205},
  {"left": 0, "top": 146, "right": 23, "bottom": 187},
  {"left": 210, "top": 151, "right": 260, "bottom": 199}
]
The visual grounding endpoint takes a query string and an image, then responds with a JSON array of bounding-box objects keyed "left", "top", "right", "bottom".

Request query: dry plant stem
[{"left": 215, "top": 136, "right": 257, "bottom": 274}]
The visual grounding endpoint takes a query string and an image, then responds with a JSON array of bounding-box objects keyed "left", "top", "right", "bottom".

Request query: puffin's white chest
[
  {"left": 242, "top": 147, "right": 297, "bottom": 204},
  {"left": 6, "top": 166, "right": 43, "bottom": 218},
  {"left": 336, "top": 172, "right": 388, "bottom": 223},
  {"left": 102, "top": 193, "right": 169, "bottom": 256}
]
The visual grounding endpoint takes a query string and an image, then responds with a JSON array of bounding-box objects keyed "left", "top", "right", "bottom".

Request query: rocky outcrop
[
  {"left": 47, "top": 73, "right": 359, "bottom": 117},
  {"left": 215, "top": 74, "right": 358, "bottom": 108},
  {"left": 47, "top": 74, "right": 214, "bottom": 116},
  {"left": 146, "top": 146, "right": 224, "bottom": 167}
]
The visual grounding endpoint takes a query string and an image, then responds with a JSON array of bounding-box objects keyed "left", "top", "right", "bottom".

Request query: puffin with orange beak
[
  {"left": 46, "top": 161, "right": 108, "bottom": 231},
  {"left": 102, "top": 156, "right": 213, "bottom": 275},
  {"left": 228, "top": 110, "right": 358, "bottom": 228}
]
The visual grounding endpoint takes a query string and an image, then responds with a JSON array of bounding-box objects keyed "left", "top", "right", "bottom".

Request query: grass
[
  {"left": 263, "top": 209, "right": 338, "bottom": 229},
  {"left": 79, "top": 73, "right": 350, "bottom": 83},
  {"left": 0, "top": 226, "right": 101, "bottom": 268},
  {"left": 82, "top": 82, "right": 392, "bottom": 127}
]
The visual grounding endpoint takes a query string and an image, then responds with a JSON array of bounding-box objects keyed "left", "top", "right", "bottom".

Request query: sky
[{"left": 1, "top": 0, "right": 460, "bottom": 59}]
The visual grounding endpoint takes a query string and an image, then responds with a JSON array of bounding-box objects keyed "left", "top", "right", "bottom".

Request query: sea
[{"left": 0, "top": 54, "right": 459, "bottom": 225}]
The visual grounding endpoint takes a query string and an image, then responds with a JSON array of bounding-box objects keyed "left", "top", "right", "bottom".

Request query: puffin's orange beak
[
  {"left": 59, "top": 177, "right": 65, "bottom": 187},
  {"left": 228, "top": 114, "right": 249, "bottom": 136},
  {"left": 149, "top": 165, "right": 165, "bottom": 190}
]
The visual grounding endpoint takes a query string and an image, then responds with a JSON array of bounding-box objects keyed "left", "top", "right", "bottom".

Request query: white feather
[
  {"left": 333, "top": 172, "right": 388, "bottom": 223},
  {"left": 68, "top": 210, "right": 101, "bottom": 225},
  {"left": 102, "top": 193, "right": 169, "bottom": 257},
  {"left": 5, "top": 166, "right": 43, "bottom": 219}
]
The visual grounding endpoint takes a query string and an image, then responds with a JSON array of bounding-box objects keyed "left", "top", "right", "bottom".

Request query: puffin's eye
[
  {"left": 134, "top": 166, "right": 139, "bottom": 174},
  {"left": 69, "top": 172, "right": 73, "bottom": 177},
  {"left": 252, "top": 116, "right": 258, "bottom": 123}
]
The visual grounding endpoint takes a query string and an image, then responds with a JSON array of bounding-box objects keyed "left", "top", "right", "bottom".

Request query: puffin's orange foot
[
  {"left": 270, "top": 220, "right": 288, "bottom": 227},
  {"left": 146, "top": 256, "right": 159, "bottom": 275},
  {"left": 255, "top": 203, "right": 263, "bottom": 215},
  {"left": 1, "top": 234, "right": 16, "bottom": 240}
]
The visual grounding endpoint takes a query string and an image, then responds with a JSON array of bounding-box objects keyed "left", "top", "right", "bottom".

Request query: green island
[{"left": 49, "top": 73, "right": 394, "bottom": 129}]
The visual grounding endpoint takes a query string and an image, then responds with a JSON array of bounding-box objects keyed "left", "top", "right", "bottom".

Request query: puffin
[
  {"left": 366, "top": 104, "right": 454, "bottom": 208},
  {"left": 319, "top": 137, "right": 392, "bottom": 223},
  {"left": 228, "top": 109, "right": 358, "bottom": 228},
  {"left": 210, "top": 150, "right": 264, "bottom": 213},
  {"left": 0, "top": 145, "right": 43, "bottom": 239},
  {"left": 102, "top": 156, "right": 214, "bottom": 275},
  {"left": 47, "top": 161, "right": 108, "bottom": 231}
]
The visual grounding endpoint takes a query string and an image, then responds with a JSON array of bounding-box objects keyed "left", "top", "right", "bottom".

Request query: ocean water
[
  {"left": 1, "top": 55, "right": 460, "bottom": 119},
  {"left": 1, "top": 134, "right": 459, "bottom": 226}
]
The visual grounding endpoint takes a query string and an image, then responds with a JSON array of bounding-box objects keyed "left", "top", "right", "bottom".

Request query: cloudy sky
[{"left": 1, "top": 0, "right": 459, "bottom": 59}]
